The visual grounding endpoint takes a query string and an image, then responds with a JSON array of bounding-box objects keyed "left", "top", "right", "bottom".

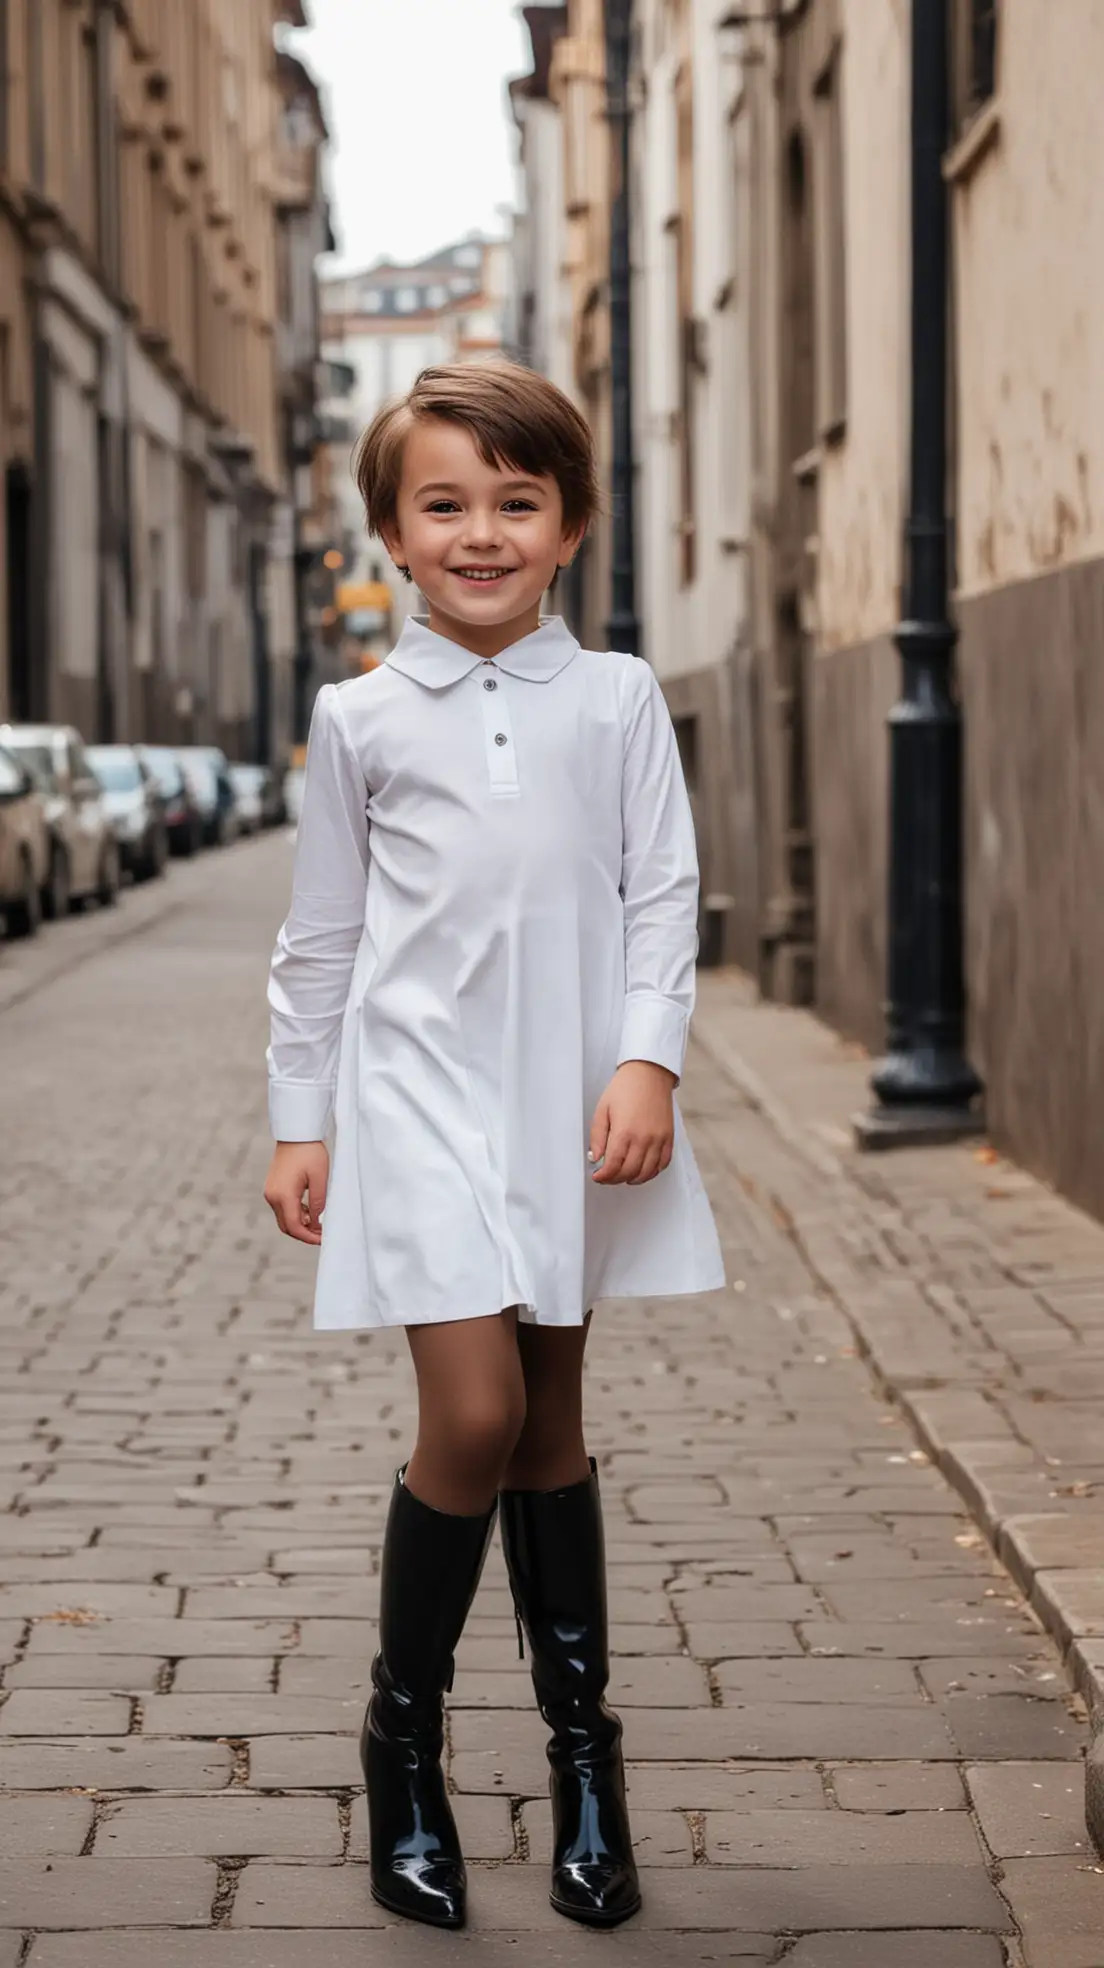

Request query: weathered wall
[
  {"left": 810, "top": 633, "right": 897, "bottom": 1050},
  {"left": 960, "top": 562, "right": 1104, "bottom": 1218},
  {"left": 952, "top": 5, "right": 1104, "bottom": 599},
  {"left": 815, "top": 0, "right": 905, "bottom": 653},
  {"left": 663, "top": 643, "right": 762, "bottom": 975}
]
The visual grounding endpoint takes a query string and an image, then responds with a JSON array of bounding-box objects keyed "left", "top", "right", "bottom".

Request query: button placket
[{"left": 478, "top": 666, "right": 519, "bottom": 795}]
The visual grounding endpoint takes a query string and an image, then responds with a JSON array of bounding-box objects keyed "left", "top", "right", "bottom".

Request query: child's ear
[
  {"left": 380, "top": 520, "right": 405, "bottom": 572},
  {"left": 557, "top": 522, "right": 588, "bottom": 570}
]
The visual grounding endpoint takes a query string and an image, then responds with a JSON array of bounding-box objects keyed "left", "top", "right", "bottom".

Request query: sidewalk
[
  {"left": 695, "top": 968, "right": 1104, "bottom": 1851},
  {"left": 0, "top": 834, "right": 1102, "bottom": 1964}
]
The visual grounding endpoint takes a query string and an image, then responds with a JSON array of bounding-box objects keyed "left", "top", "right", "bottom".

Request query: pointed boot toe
[
  {"left": 370, "top": 1851, "right": 468, "bottom": 1929},
  {"left": 550, "top": 1855, "right": 642, "bottom": 1927}
]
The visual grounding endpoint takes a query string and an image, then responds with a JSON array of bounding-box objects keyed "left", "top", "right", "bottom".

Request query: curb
[{"left": 692, "top": 1007, "right": 1104, "bottom": 1854}]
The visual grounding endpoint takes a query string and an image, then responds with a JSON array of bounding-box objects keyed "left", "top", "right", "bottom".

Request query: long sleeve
[
  {"left": 616, "top": 660, "right": 700, "bottom": 1083},
  {"left": 267, "top": 684, "right": 370, "bottom": 1141}
]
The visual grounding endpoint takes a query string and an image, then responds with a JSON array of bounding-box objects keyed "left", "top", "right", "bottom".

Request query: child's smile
[{"left": 382, "top": 419, "right": 584, "bottom": 658}]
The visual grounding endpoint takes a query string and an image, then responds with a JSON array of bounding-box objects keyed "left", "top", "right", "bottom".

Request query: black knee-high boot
[
  {"left": 361, "top": 1470, "right": 495, "bottom": 1928},
  {"left": 498, "top": 1460, "right": 641, "bottom": 1927}
]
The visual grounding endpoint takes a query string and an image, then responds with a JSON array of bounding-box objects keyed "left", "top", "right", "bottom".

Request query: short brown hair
[{"left": 353, "top": 362, "right": 601, "bottom": 539}]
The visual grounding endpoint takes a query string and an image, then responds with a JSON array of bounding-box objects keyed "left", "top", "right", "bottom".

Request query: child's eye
[
  {"left": 503, "top": 499, "right": 537, "bottom": 514},
  {"left": 426, "top": 500, "right": 460, "bottom": 515}
]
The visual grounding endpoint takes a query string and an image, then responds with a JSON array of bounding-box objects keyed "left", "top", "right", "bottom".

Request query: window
[
  {"left": 813, "top": 43, "right": 847, "bottom": 442},
  {"left": 969, "top": 0, "right": 998, "bottom": 106},
  {"left": 0, "top": 748, "right": 24, "bottom": 797},
  {"left": 953, "top": 0, "right": 999, "bottom": 129},
  {"left": 674, "top": 60, "right": 696, "bottom": 588},
  {"left": 0, "top": 0, "right": 8, "bottom": 175},
  {"left": 563, "top": 69, "right": 592, "bottom": 216},
  {"left": 361, "top": 287, "right": 384, "bottom": 313},
  {"left": 455, "top": 245, "right": 480, "bottom": 268},
  {"left": 395, "top": 287, "right": 419, "bottom": 313},
  {"left": 673, "top": 715, "right": 699, "bottom": 795}
]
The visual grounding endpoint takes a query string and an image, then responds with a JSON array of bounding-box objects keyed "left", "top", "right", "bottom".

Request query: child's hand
[
  {"left": 588, "top": 1061, "right": 677, "bottom": 1186},
  {"left": 264, "top": 1140, "right": 330, "bottom": 1245}
]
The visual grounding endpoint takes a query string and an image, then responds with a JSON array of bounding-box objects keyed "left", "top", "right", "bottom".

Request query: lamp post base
[{"left": 853, "top": 1101, "right": 986, "bottom": 1152}]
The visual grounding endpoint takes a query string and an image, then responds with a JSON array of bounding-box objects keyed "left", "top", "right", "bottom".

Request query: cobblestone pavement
[{"left": 1, "top": 835, "right": 1102, "bottom": 1964}]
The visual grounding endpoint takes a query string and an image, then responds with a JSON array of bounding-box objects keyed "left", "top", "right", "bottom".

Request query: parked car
[
  {"left": 0, "top": 744, "right": 49, "bottom": 938},
  {"left": 136, "top": 746, "right": 203, "bottom": 857},
  {"left": 283, "top": 765, "right": 307, "bottom": 827},
  {"left": 0, "top": 723, "right": 120, "bottom": 915},
  {"left": 86, "top": 745, "right": 168, "bottom": 883},
  {"left": 227, "top": 762, "right": 284, "bottom": 835},
  {"left": 227, "top": 763, "right": 264, "bottom": 836},
  {"left": 176, "top": 746, "right": 237, "bottom": 848}
]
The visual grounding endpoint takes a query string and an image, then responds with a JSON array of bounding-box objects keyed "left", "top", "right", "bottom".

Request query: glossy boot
[
  {"left": 362, "top": 1471, "right": 495, "bottom": 1928},
  {"left": 499, "top": 1460, "right": 641, "bottom": 1927}
]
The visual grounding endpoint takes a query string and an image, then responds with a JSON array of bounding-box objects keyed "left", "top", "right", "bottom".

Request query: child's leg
[
  {"left": 405, "top": 1309, "right": 528, "bottom": 1513},
  {"left": 364, "top": 1310, "right": 525, "bottom": 1930},
  {"left": 501, "top": 1315, "right": 592, "bottom": 1492},
  {"left": 497, "top": 1313, "right": 640, "bottom": 1927}
]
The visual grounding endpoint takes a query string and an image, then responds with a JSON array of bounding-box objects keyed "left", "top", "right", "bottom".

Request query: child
[{"left": 263, "top": 362, "right": 724, "bottom": 1931}]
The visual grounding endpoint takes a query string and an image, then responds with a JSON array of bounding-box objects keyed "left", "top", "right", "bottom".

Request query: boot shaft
[
  {"left": 375, "top": 1471, "right": 496, "bottom": 1703},
  {"left": 498, "top": 1460, "right": 613, "bottom": 1716}
]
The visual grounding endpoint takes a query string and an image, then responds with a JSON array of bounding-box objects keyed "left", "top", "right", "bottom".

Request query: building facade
[
  {"left": 516, "top": 0, "right": 1104, "bottom": 1218},
  {"left": 0, "top": 0, "right": 331, "bottom": 764}
]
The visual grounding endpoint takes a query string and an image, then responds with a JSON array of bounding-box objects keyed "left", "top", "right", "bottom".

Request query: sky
[{"left": 286, "top": 0, "right": 531, "bottom": 275}]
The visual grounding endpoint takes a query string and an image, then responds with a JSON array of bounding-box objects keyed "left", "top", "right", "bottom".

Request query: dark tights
[{"left": 404, "top": 1308, "right": 592, "bottom": 1515}]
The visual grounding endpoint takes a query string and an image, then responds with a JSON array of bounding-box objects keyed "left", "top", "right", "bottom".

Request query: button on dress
[{"left": 267, "top": 615, "right": 725, "bottom": 1330}]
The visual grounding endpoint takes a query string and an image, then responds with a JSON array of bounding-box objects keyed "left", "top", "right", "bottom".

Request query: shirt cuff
[
  {"left": 617, "top": 994, "right": 689, "bottom": 1083},
  {"left": 269, "top": 1080, "right": 335, "bottom": 1143}
]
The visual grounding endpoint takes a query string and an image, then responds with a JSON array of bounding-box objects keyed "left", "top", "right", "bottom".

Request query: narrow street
[{"left": 0, "top": 835, "right": 1100, "bottom": 1964}]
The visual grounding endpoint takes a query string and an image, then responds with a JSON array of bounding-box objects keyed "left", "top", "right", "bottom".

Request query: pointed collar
[{"left": 385, "top": 615, "right": 580, "bottom": 690}]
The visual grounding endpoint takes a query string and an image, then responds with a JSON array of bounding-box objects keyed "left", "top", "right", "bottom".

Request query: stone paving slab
[
  {"left": 25, "top": 1936, "right": 779, "bottom": 1967},
  {"left": 786, "top": 1940, "right": 1007, "bottom": 1968},
  {"left": 0, "top": 1796, "right": 95, "bottom": 1856},
  {"left": 0, "top": 836, "right": 1097, "bottom": 1961},
  {"left": 0, "top": 1857, "right": 216, "bottom": 1927},
  {"left": 92, "top": 1795, "right": 346, "bottom": 1858}
]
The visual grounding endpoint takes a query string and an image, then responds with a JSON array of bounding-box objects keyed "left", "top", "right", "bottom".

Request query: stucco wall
[
  {"left": 815, "top": 0, "right": 906, "bottom": 653},
  {"left": 953, "top": 5, "right": 1104, "bottom": 598},
  {"left": 810, "top": 632, "right": 896, "bottom": 1049},
  {"left": 960, "top": 560, "right": 1104, "bottom": 1219}
]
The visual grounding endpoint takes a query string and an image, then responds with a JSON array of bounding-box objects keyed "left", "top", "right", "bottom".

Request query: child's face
[{"left": 381, "top": 418, "right": 585, "bottom": 654}]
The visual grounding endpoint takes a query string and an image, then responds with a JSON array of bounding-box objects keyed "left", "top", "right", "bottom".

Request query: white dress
[{"left": 267, "top": 614, "right": 725, "bottom": 1330}]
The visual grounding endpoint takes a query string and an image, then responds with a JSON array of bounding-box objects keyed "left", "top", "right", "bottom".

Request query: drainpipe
[
  {"left": 604, "top": 0, "right": 640, "bottom": 657},
  {"left": 855, "top": 0, "right": 983, "bottom": 1148}
]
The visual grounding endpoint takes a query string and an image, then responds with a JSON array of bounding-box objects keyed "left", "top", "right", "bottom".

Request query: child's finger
[
  {"left": 588, "top": 1097, "right": 612, "bottom": 1167},
  {"left": 306, "top": 1173, "right": 327, "bottom": 1236},
  {"left": 629, "top": 1142, "right": 663, "bottom": 1186},
  {"left": 275, "top": 1192, "right": 322, "bottom": 1246},
  {"left": 594, "top": 1129, "right": 633, "bottom": 1183}
]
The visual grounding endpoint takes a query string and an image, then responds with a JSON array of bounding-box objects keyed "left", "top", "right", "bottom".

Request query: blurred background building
[
  {"left": 317, "top": 235, "right": 511, "bottom": 669},
  {"left": 0, "top": 0, "right": 340, "bottom": 763}
]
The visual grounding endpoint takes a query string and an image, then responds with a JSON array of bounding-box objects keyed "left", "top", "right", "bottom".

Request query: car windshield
[
  {"left": 0, "top": 748, "right": 26, "bottom": 797},
  {"left": 230, "top": 766, "right": 262, "bottom": 790},
  {"left": 6, "top": 741, "right": 55, "bottom": 791},
  {"left": 140, "top": 749, "right": 184, "bottom": 794},
  {"left": 184, "top": 759, "right": 218, "bottom": 796},
  {"left": 87, "top": 749, "right": 141, "bottom": 793}
]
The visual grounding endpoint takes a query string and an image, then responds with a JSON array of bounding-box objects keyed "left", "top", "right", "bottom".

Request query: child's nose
[{"left": 461, "top": 511, "right": 502, "bottom": 548}]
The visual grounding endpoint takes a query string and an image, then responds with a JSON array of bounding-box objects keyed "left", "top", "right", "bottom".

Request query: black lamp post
[
  {"left": 604, "top": 0, "right": 640, "bottom": 657},
  {"left": 856, "top": 0, "right": 983, "bottom": 1147}
]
